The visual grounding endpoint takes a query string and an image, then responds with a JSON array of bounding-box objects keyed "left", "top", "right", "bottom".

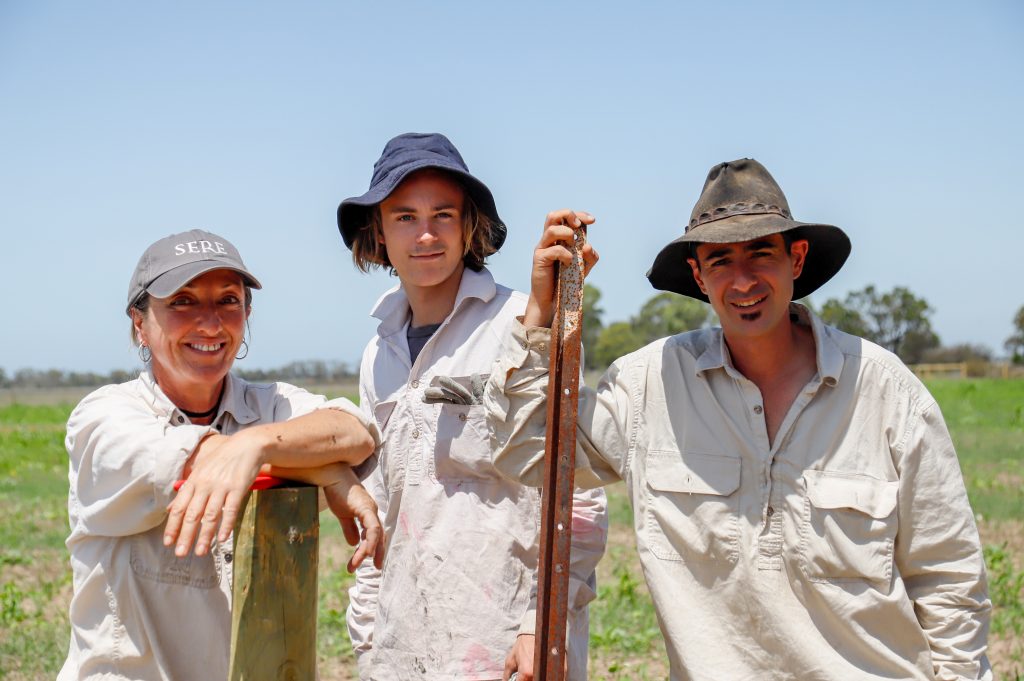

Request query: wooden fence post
[{"left": 228, "top": 484, "right": 319, "bottom": 681}]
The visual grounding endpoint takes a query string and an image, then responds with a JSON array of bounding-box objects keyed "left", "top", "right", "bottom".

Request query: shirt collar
[
  {"left": 218, "top": 372, "right": 259, "bottom": 425},
  {"left": 138, "top": 370, "right": 258, "bottom": 425},
  {"left": 370, "top": 266, "right": 497, "bottom": 336},
  {"left": 138, "top": 370, "right": 174, "bottom": 416},
  {"left": 801, "top": 304, "right": 844, "bottom": 387},
  {"left": 694, "top": 303, "right": 844, "bottom": 386}
]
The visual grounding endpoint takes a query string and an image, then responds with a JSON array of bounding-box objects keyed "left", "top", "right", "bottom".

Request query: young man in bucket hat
[
  {"left": 485, "top": 159, "right": 992, "bottom": 680},
  {"left": 336, "top": 132, "right": 607, "bottom": 681}
]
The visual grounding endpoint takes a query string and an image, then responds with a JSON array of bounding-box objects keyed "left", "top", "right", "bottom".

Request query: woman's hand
[
  {"left": 322, "top": 468, "right": 385, "bottom": 572},
  {"left": 164, "top": 430, "right": 264, "bottom": 557},
  {"left": 523, "top": 210, "right": 598, "bottom": 329}
]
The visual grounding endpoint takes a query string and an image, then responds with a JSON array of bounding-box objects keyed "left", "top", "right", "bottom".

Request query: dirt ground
[{"left": 313, "top": 518, "right": 1023, "bottom": 680}]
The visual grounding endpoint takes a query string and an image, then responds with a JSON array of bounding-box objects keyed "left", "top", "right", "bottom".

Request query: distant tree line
[
  {"left": 0, "top": 360, "right": 356, "bottom": 390},
  {"left": 7, "top": 299, "right": 1023, "bottom": 387},
  {"left": 1006, "top": 305, "right": 1024, "bottom": 365},
  {"left": 582, "top": 284, "right": 1024, "bottom": 372}
]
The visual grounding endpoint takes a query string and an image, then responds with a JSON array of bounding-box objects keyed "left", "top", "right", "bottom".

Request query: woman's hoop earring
[
  {"left": 139, "top": 345, "right": 151, "bottom": 363},
  {"left": 236, "top": 339, "right": 249, "bottom": 360}
]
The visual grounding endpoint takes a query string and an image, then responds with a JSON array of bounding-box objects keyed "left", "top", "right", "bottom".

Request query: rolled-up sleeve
[
  {"left": 485, "top": 318, "right": 626, "bottom": 489},
  {"left": 66, "top": 388, "right": 213, "bottom": 537},
  {"left": 269, "top": 382, "right": 381, "bottom": 450},
  {"left": 895, "top": 400, "right": 992, "bottom": 680}
]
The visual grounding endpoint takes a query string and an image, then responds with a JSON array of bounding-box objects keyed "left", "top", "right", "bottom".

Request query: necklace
[
  {"left": 179, "top": 384, "right": 225, "bottom": 420},
  {"left": 180, "top": 403, "right": 219, "bottom": 419}
]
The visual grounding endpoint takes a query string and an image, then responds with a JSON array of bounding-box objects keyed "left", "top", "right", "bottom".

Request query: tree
[
  {"left": 634, "top": 293, "right": 711, "bottom": 342},
  {"left": 819, "top": 285, "right": 939, "bottom": 364},
  {"left": 818, "top": 298, "right": 870, "bottom": 338},
  {"left": 923, "top": 344, "right": 993, "bottom": 377},
  {"left": 582, "top": 284, "right": 605, "bottom": 371},
  {"left": 923, "top": 344, "right": 992, "bottom": 363},
  {"left": 590, "top": 293, "right": 713, "bottom": 370},
  {"left": 1006, "top": 304, "right": 1024, "bottom": 365},
  {"left": 594, "top": 322, "right": 647, "bottom": 370}
]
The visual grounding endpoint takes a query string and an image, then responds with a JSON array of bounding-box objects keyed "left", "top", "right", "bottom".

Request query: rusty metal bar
[{"left": 534, "top": 222, "right": 586, "bottom": 681}]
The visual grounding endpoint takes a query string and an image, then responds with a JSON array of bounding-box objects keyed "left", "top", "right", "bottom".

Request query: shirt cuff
[{"left": 510, "top": 316, "right": 554, "bottom": 365}]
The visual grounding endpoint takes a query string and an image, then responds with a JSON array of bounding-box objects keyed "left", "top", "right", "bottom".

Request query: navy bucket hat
[
  {"left": 647, "top": 158, "right": 851, "bottom": 302},
  {"left": 337, "top": 132, "right": 507, "bottom": 251}
]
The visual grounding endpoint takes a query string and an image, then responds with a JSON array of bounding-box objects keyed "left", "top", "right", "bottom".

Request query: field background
[{"left": 1, "top": 379, "right": 1021, "bottom": 680}]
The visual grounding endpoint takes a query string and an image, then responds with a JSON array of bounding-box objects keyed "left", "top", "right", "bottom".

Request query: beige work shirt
[
  {"left": 486, "top": 305, "right": 991, "bottom": 681},
  {"left": 59, "top": 371, "right": 374, "bottom": 681},
  {"left": 347, "top": 267, "right": 608, "bottom": 681}
]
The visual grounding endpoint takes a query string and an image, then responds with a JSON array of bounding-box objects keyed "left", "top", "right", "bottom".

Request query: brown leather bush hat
[{"left": 646, "top": 158, "right": 851, "bottom": 302}]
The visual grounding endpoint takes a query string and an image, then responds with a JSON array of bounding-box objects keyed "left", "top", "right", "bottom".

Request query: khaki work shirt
[
  {"left": 347, "top": 267, "right": 608, "bottom": 681},
  {"left": 486, "top": 305, "right": 991, "bottom": 681},
  {"left": 59, "top": 371, "right": 373, "bottom": 681}
]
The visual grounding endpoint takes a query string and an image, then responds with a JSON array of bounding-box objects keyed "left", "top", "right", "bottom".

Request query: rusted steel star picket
[{"left": 534, "top": 222, "right": 586, "bottom": 681}]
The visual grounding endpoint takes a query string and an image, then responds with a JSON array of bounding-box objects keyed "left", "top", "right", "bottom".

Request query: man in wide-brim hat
[
  {"left": 486, "top": 159, "right": 992, "bottom": 680},
  {"left": 336, "top": 132, "right": 608, "bottom": 681}
]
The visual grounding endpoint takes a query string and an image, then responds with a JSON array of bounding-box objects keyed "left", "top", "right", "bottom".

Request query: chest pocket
[
  {"left": 644, "top": 449, "right": 741, "bottom": 563},
  {"left": 433, "top": 404, "right": 499, "bottom": 482},
  {"left": 130, "top": 524, "right": 220, "bottom": 588},
  {"left": 800, "top": 470, "right": 898, "bottom": 585},
  {"left": 373, "top": 400, "right": 407, "bottom": 492}
]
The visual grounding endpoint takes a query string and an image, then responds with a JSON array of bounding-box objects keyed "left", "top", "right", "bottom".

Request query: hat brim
[
  {"left": 337, "top": 159, "right": 506, "bottom": 252},
  {"left": 144, "top": 261, "right": 263, "bottom": 300},
  {"left": 645, "top": 214, "right": 851, "bottom": 302}
]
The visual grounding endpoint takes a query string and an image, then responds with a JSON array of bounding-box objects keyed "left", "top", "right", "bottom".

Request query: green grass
[
  {"left": 926, "top": 379, "right": 1024, "bottom": 521},
  {"left": 316, "top": 520, "right": 360, "bottom": 674},
  {"left": 588, "top": 477, "right": 669, "bottom": 676},
  {"left": 2, "top": 382, "right": 1023, "bottom": 679},
  {"left": 0, "top": 404, "right": 74, "bottom": 679}
]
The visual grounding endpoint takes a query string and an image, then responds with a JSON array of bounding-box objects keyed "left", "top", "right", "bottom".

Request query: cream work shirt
[
  {"left": 347, "top": 267, "right": 608, "bottom": 681},
  {"left": 59, "top": 371, "right": 374, "bottom": 681},
  {"left": 486, "top": 305, "right": 991, "bottom": 681}
]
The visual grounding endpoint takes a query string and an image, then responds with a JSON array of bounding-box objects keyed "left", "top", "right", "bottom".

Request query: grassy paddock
[{"left": 2, "top": 380, "right": 1023, "bottom": 679}]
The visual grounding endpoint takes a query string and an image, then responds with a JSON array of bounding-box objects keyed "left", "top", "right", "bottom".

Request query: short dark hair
[
  {"left": 349, "top": 172, "right": 500, "bottom": 275},
  {"left": 689, "top": 230, "right": 795, "bottom": 267}
]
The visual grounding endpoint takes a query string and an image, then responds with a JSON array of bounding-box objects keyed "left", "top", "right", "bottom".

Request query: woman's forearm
[{"left": 239, "top": 407, "right": 375, "bottom": 470}]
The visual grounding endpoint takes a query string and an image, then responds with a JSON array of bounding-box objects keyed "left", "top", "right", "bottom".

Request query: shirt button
[
  {"left": 412, "top": 430, "right": 420, "bottom": 439},
  {"left": 753, "top": 405, "right": 763, "bottom": 415},
  {"left": 537, "top": 342, "right": 546, "bottom": 351},
  {"left": 224, "top": 551, "right": 233, "bottom": 564},
  {"left": 458, "top": 413, "right": 468, "bottom": 422},
  {"left": 767, "top": 506, "right": 775, "bottom": 517},
  {"left": 177, "top": 415, "right": 185, "bottom": 424},
  {"left": 411, "top": 380, "right": 420, "bottom": 389}
]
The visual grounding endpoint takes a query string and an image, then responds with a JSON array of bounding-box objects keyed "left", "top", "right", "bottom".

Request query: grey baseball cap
[{"left": 126, "top": 229, "right": 262, "bottom": 315}]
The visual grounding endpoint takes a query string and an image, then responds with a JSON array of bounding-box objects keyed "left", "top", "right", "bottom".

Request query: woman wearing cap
[{"left": 59, "top": 229, "right": 384, "bottom": 681}]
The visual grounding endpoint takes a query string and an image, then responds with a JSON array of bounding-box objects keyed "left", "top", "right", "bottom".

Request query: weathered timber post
[{"left": 229, "top": 483, "right": 319, "bottom": 681}]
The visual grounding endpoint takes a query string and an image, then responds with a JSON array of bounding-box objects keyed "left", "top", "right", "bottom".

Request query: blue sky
[{"left": 2, "top": 1, "right": 1022, "bottom": 373}]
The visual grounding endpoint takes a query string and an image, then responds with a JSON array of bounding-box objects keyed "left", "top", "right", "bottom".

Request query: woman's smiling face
[{"left": 133, "top": 268, "right": 249, "bottom": 405}]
